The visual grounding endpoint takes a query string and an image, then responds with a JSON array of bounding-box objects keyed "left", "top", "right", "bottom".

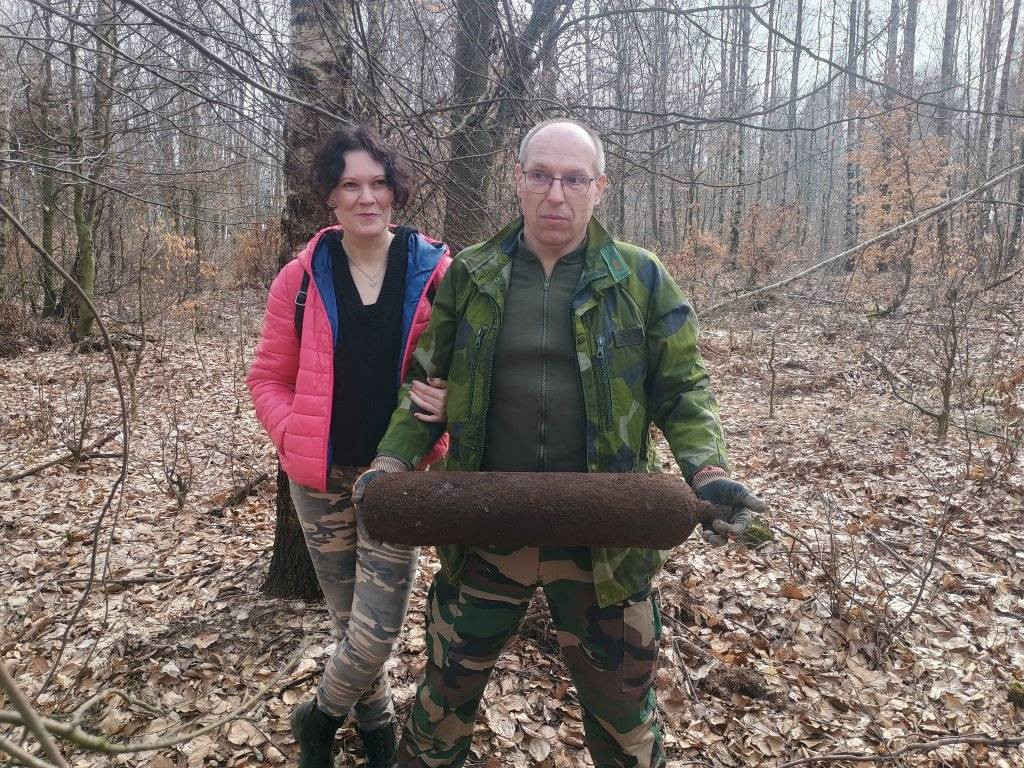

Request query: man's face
[{"left": 516, "top": 124, "right": 607, "bottom": 255}]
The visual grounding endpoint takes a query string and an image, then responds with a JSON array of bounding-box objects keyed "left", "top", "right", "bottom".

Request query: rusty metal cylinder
[{"left": 361, "top": 471, "right": 714, "bottom": 547}]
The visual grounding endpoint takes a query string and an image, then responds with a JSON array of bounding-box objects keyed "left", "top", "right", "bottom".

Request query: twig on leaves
[
  {"left": 0, "top": 734, "right": 60, "bottom": 768},
  {"left": 0, "top": 641, "right": 308, "bottom": 756},
  {"left": 777, "top": 732, "right": 1024, "bottom": 766},
  {"left": 0, "top": 202, "right": 130, "bottom": 699},
  {"left": 0, "top": 660, "right": 69, "bottom": 767},
  {"left": 207, "top": 471, "right": 270, "bottom": 516},
  {"left": 0, "top": 429, "right": 120, "bottom": 483},
  {"left": 70, "top": 689, "right": 162, "bottom": 725}
]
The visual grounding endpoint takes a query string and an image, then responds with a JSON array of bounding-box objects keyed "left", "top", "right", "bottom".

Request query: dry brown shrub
[
  {"left": 233, "top": 220, "right": 280, "bottom": 288},
  {"left": 849, "top": 106, "right": 948, "bottom": 310},
  {"left": 0, "top": 301, "right": 67, "bottom": 357},
  {"left": 661, "top": 228, "right": 727, "bottom": 286},
  {"left": 0, "top": 301, "right": 26, "bottom": 358},
  {"left": 735, "top": 202, "right": 801, "bottom": 286}
]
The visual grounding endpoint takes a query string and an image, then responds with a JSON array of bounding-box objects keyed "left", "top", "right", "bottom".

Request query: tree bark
[
  {"left": 261, "top": 463, "right": 322, "bottom": 601},
  {"left": 279, "top": 0, "right": 351, "bottom": 265},
  {"left": 985, "top": 0, "right": 1020, "bottom": 264},
  {"left": 0, "top": 62, "right": 10, "bottom": 288},
  {"left": 441, "top": 0, "right": 498, "bottom": 251},
  {"left": 728, "top": 3, "right": 751, "bottom": 259},
  {"left": 936, "top": 0, "right": 960, "bottom": 257},
  {"left": 37, "top": 10, "right": 60, "bottom": 317},
  {"left": 267, "top": 0, "right": 353, "bottom": 598},
  {"left": 783, "top": 0, "right": 803, "bottom": 202},
  {"left": 844, "top": 0, "right": 860, "bottom": 251},
  {"left": 1010, "top": 56, "right": 1024, "bottom": 261}
]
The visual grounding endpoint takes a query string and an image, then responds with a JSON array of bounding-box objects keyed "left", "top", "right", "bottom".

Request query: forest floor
[{"left": 1, "top": 293, "right": 1022, "bottom": 768}]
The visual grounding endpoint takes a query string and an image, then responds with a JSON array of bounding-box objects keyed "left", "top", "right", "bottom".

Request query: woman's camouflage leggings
[{"left": 290, "top": 466, "right": 419, "bottom": 728}]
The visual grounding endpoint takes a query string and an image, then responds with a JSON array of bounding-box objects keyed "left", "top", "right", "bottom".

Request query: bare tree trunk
[
  {"left": 611, "top": 26, "right": 629, "bottom": 236},
  {"left": 262, "top": 461, "right": 322, "bottom": 600},
  {"left": 783, "top": 0, "right": 804, "bottom": 201},
  {"left": 441, "top": 0, "right": 498, "bottom": 250},
  {"left": 728, "top": 2, "right": 750, "bottom": 259},
  {"left": 755, "top": 0, "right": 776, "bottom": 205},
  {"left": 279, "top": 0, "right": 351, "bottom": 265},
  {"left": 266, "top": 0, "right": 353, "bottom": 599},
  {"left": 936, "top": 0, "right": 960, "bottom": 257},
  {"left": 844, "top": 0, "right": 860, "bottom": 251},
  {"left": 1010, "top": 56, "right": 1024, "bottom": 261},
  {"left": 0, "top": 63, "right": 10, "bottom": 289},
  {"left": 974, "top": 0, "right": 1004, "bottom": 250},
  {"left": 444, "top": 0, "right": 564, "bottom": 248},
  {"left": 67, "top": 38, "right": 95, "bottom": 338},
  {"left": 37, "top": 12, "right": 60, "bottom": 317},
  {"left": 985, "top": 0, "right": 1021, "bottom": 266}
]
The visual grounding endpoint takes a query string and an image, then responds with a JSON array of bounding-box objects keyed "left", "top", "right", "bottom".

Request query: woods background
[{"left": 1, "top": 0, "right": 1023, "bottom": 766}]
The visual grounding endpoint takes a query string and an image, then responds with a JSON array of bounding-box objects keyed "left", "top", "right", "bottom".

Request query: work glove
[
  {"left": 692, "top": 469, "right": 766, "bottom": 546},
  {"left": 352, "top": 455, "right": 408, "bottom": 507}
]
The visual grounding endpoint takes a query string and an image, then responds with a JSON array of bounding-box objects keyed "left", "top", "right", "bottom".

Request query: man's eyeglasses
[{"left": 522, "top": 169, "right": 596, "bottom": 196}]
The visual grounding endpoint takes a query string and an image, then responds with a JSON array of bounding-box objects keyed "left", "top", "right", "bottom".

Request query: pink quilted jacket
[{"left": 247, "top": 225, "right": 451, "bottom": 491}]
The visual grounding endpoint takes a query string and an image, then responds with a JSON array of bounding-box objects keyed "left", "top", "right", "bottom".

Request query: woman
[{"left": 247, "top": 125, "right": 450, "bottom": 768}]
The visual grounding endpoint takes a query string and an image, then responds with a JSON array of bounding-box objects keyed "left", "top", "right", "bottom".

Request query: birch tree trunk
[
  {"left": 728, "top": 3, "right": 750, "bottom": 259},
  {"left": 984, "top": 0, "right": 1020, "bottom": 265},
  {"left": 844, "top": 0, "right": 860, "bottom": 251},
  {"left": 278, "top": 0, "right": 351, "bottom": 266},
  {"left": 266, "top": 0, "right": 354, "bottom": 601},
  {"left": 37, "top": 11, "right": 60, "bottom": 317},
  {"left": 936, "top": 0, "right": 960, "bottom": 257}
]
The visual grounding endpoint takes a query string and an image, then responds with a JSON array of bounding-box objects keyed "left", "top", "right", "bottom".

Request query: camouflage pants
[
  {"left": 290, "top": 466, "right": 419, "bottom": 728},
  {"left": 398, "top": 545, "right": 664, "bottom": 768}
]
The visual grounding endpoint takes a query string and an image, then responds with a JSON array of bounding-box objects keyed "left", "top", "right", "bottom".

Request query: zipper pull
[
  {"left": 596, "top": 333, "right": 607, "bottom": 359},
  {"left": 474, "top": 327, "right": 486, "bottom": 350}
]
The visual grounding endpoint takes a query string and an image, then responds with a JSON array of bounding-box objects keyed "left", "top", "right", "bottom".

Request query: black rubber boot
[
  {"left": 291, "top": 698, "right": 344, "bottom": 768},
  {"left": 357, "top": 720, "right": 398, "bottom": 768}
]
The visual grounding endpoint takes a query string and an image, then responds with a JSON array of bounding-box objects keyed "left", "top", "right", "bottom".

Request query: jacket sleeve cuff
[
  {"left": 371, "top": 454, "right": 412, "bottom": 473},
  {"left": 691, "top": 465, "right": 728, "bottom": 492}
]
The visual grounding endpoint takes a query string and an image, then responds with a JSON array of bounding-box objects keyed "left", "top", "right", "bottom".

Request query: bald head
[{"left": 518, "top": 119, "right": 605, "bottom": 177}]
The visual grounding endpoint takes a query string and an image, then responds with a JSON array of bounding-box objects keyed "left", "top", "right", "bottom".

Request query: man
[{"left": 354, "top": 119, "right": 764, "bottom": 768}]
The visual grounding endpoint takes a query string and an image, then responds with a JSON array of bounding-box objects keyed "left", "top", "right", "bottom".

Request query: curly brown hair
[{"left": 310, "top": 125, "right": 413, "bottom": 210}]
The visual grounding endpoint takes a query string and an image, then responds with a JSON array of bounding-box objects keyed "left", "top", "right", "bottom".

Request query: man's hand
[
  {"left": 695, "top": 478, "right": 766, "bottom": 546},
  {"left": 352, "top": 456, "right": 408, "bottom": 507}
]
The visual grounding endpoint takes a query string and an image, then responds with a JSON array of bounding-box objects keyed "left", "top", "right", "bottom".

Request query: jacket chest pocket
[
  {"left": 592, "top": 325, "right": 647, "bottom": 433},
  {"left": 465, "top": 327, "right": 488, "bottom": 419}
]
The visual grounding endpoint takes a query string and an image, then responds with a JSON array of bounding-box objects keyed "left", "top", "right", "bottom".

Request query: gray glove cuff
[
  {"left": 691, "top": 466, "right": 728, "bottom": 492},
  {"left": 370, "top": 455, "right": 411, "bottom": 473}
]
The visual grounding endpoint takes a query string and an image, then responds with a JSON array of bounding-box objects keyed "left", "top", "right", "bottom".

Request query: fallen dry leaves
[{"left": 1, "top": 295, "right": 1022, "bottom": 767}]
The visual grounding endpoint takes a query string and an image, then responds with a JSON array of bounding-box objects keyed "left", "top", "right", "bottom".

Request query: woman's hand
[{"left": 410, "top": 377, "right": 448, "bottom": 423}]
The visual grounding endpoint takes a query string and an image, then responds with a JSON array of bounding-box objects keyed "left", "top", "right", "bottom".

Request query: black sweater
[{"left": 327, "top": 228, "right": 410, "bottom": 468}]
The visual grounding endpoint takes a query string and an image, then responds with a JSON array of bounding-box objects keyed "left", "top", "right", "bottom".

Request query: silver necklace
[{"left": 348, "top": 258, "right": 386, "bottom": 289}]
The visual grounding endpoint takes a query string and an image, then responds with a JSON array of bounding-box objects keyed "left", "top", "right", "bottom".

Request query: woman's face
[{"left": 328, "top": 150, "right": 394, "bottom": 239}]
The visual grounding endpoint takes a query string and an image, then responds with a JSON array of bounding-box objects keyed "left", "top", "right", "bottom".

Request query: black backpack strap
[{"left": 294, "top": 271, "right": 310, "bottom": 339}]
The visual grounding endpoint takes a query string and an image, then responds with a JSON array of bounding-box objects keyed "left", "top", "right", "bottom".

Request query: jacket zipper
[
  {"left": 466, "top": 327, "right": 486, "bottom": 419},
  {"left": 569, "top": 272, "right": 607, "bottom": 468},
  {"left": 596, "top": 332, "right": 613, "bottom": 432},
  {"left": 473, "top": 296, "right": 500, "bottom": 469},
  {"left": 539, "top": 275, "right": 552, "bottom": 470}
]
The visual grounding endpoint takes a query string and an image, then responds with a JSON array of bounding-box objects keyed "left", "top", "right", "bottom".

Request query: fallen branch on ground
[
  {"left": 0, "top": 641, "right": 307, "bottom": 760},
  {"left": 777, "top": 731, "right": 1024, "bottom": 766},
  {"left": 207, "top": 472, "right": 270, "bottom": 516},
  {"left": 0, "top": 430, "right": 120, "bottom": 483}
]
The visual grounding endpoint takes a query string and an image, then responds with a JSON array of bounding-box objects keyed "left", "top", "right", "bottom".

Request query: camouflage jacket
[{"left": 378, "top": 216, "right": 731, "bottom": 606}]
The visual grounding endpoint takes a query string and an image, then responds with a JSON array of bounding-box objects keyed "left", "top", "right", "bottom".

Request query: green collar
[{"left": 463, "top": 216, "right": 631, "bottom": 289}]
